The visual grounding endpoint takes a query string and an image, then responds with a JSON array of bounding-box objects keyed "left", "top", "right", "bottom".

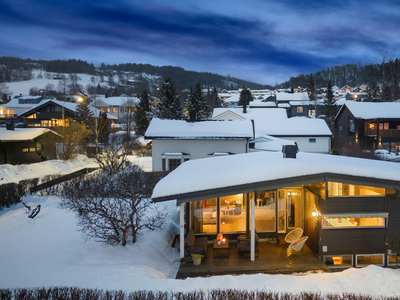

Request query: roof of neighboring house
[
  {"left": 144, "top": 118, "right": 254, "bottom": 139},
  {"left": 254, "top": 117, "right": 332, "bottom": 136},
  {"left": 340, "top": 101, "right": 400, "bottom": 119},
  {"left": 212, "top": 107, "right": 287, "bottom": 120},
  {"left": 94, "top": 96, "right": 140, "bottom": 107},
  {"left": 152, "top": 151, "right": 400, "bottom": 202},
  {"left": 0, "top": 128, "right": 58, "bottom": 142},
  {"left": 276, "top": 92, "right": 310, "bottom": 102},
  {"left": 16, "top": 99, "right": 118, "bottom": 120},
  {"left": 251, "top": 134, "right": 296, "bottom": 152}
]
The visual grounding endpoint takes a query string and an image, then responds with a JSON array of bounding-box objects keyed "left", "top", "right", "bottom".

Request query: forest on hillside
[{"left": 0, "top": 56, "right": 265, "bottom": 91}]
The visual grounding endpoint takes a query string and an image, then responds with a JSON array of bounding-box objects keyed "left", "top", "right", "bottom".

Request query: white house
[
  {"left": 254, "top": 117, "right": 332, "bottom": 153},
  {"left": 91, "top": 95, "right": 140, "bottom": 123},
  {"left": 144, "top": 118, "right": 254, "bottom": 171}
]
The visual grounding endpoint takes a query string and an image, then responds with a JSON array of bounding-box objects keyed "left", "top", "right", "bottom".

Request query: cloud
[{"left": 2, "top": 0, "right": 400, "bottom": 85}]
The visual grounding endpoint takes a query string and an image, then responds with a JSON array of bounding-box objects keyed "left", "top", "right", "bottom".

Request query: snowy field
[{"left": 1, "top": 159, "right": 400, "bottom": 296}]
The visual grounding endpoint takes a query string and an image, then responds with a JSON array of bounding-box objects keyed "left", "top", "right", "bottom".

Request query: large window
[
  {"left": 254, "top": 190, "right": 276, "bottom": 232},
  {"left": 328, "top": 182, "right": 385, "bottom": 197},
  {"left": 322, "top": 213, "right": 387, "bottom": 229},
  {"left": 191, "top": 198, "right": 217, "bottom": 234},
  {"left": 220, "top": 194, "right": 246, "bottom": 233}
]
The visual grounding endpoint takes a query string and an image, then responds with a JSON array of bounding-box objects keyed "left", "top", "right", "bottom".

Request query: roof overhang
[{"left": 152, "top": 172, "right": 400, "bottom": 204}]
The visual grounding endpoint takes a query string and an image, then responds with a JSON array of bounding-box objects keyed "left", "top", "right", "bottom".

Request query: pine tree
[
  {"left": 134, "top": 90, "right": 152, "bottom": 135},
  {"left": 75, "top": 101, "right": 94, "bottom": 124},
  {"left": 154, "top": 76, "right": 182, "bottom": 120},
  {"left": 238, "top": 88, "right": 252, "bottom": 106},
  {"left": 184, "top": 82, "right": 210, "bottom": 120},
  {"left": 323, "top": 81, "right": 338, "bottom": 127},
  {"left": 307, "top": 74, "right": 316, "bottom": 101}
]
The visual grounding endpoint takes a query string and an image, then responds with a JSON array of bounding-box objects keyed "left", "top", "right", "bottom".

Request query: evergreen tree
[
  {"left": 323, "top": 81, "right": 338, "bottom": 127},
  {"left": 184, "top": 82, "right": 210, "bottom": 120},
  {"left": 238, "top": 88, "right": 252, "bottom": 106},
  {"left": 134, "top": 90, "right": 152, "bottom": 135},
  {"left": 154, "top": 76, "right": 182, "bottom": 119},
  {"left": 307, "top": 74, "right": 316, "bottom": 101},
  {"left": 75, "top": 101, "right": 94, "bottom": 124}
]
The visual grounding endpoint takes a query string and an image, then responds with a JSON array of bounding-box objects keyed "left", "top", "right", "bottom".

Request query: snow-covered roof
[
  {"left": 145, "top": 118, "right": 254, "bottom": 139},
  {"left": 212, "top": 107, "right": 287, "bottom": 120},
  {"left": 0, "top": 128, "right": 56, "bottom": 142},
  {"left": 254, "top": 117, "right": 332, "bottom": 136},
  {"left": 95, "top": 96, "right": 139, "bottom": 107},
  {"left": 152, "top": 151, "right": 400, "bottom": 201},
  {"left": 249, "top": 101, "right": 277, "bottom": 107},
  {"left": 276, "top": 92, "right": 310, "bottom": 102},
  {"left": 342, "top": 101, "right": 400, "bottom": 119},
  {"left": 251, "top": 134, "right": 296, "bottom": 152}
]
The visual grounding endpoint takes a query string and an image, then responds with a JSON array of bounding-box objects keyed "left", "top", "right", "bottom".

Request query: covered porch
[{"left": 177, "top": 235, "right": 329, "bottom": 279}]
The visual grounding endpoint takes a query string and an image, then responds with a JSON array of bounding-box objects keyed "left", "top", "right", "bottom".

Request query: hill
[{"left": 0, "top": 57, "right": 266, "bottom": 95}]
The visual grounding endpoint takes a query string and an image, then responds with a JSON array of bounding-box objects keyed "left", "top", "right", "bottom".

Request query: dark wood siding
[
  {"left": 322, "top": 197, "right": 386, "bottom": 214},
  {"left": 304, "top": 189, "right": 319, "bottom": 254},
  {"left": 321, "top": 228, "right": 385, "bottom": 255}
]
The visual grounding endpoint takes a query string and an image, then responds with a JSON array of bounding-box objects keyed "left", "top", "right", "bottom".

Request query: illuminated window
[
  {"left": 112, "top": 108, "right": 117, "bottom": 113},
  {"left": 322, "top": 214, "right": 386, "bottom": 229},
  {"left": 325, "top": 255, "right": 353, "bottom": 268},
  {"left": 356, "top": 254, "right": 384, "bottom": 267},
  {"left": 22, "top": 148, "right": 29, "bottom": 153},
  {"left": 297, "top": 107, "right": 303, "bottom": 113},
  {"left": 369, "top": 123, "right": 376, "bottom": 130},
  {"left": 328, "top": 182, "right": 385, "bottom": 196},
  {"left": 379, "top": 123, "right": 389, "bottom": 130}
]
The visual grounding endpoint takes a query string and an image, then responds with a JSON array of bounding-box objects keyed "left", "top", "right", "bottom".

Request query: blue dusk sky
[{"left": 1, "top": 0, "right": 400, "bottom": 85}]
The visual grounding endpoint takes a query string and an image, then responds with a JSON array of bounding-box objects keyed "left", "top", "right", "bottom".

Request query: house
[
  {"left": 152, "top": 149, "right": 400, "bottom": 268},
  {"left": 254, "top": 117, "right": 332, "bottom": 153},
  {"left": 0, "top": 126, "right": 60, "bottom": 164},
  {"left": 211, "top": 107, "right": 288, "bottom": 121},
  {"left": 0, "top": 95, "right": 56, "bottom": 124},
  {"left": 335, "top": 101, "right": 400, "bottom": 152},
  {"left": 91, "top": 95, "right": 140, "bottom": 124},
  {"left": 144, "top": 118, "right": 254, "bottom": 171},
  {"left": 275, "top": 92, "right": 310, "bottom": 104},
  {"left": 15, "top": 99, "right": 118, "bottom": 128}
]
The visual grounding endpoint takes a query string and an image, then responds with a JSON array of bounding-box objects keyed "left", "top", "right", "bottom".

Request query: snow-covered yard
[{"left": 1, "top": 158, "right": 400, "bottom": 296}]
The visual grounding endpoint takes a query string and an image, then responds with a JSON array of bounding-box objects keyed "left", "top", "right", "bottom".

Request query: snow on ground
[
  {"left": 1, "top": 159, "right": 400, "bottom": 296},
  {"left": 0, "top": 155, "right": 98, "bottom": 184},
  {"left": 1, "top": 194, "right": 400, "bottom": 296}
]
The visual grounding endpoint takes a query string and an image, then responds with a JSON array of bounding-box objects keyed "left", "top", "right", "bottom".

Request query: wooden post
[{"left": 180, "top": 203, "right": 185, "bottom": 258}]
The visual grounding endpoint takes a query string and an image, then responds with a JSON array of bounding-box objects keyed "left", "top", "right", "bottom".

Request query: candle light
[{"left": 222, "top": 238, "right": 226, "bottom": 244}]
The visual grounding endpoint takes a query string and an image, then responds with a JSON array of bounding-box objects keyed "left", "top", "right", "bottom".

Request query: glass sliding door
[
  {"left": 254, "top": 190, "right": 276, "bottom": 232},
  {"left": 277, "top": 189, "right": 286, "bottom": 233},
  {"left": 219, "top": 194, "right": 246, "bottom": 233}
]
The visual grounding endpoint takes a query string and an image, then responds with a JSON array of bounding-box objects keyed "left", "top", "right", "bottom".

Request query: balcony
[{"left": 366, "top": 129, "right": 400, "bottom": 137}]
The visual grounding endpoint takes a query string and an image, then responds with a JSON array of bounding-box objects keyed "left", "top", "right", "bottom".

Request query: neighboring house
[
  {"left": 249, "top": 134, "right": 296, "bottom": 152},
  {"left": 212, "top": 107, "right": 288, "bottom": 121},
  {"left": 0, "top": 95, "right": 55, "bottom": 124},
  {"left": 0, "top": 126, "right": 60, "bottom": 164},
  {"left": 288, "top": 100, "right": 316, "bottom": 118},
  {"left": 144, "top": 118, "right": 254, "bottom": 171},
  {"left": 335, "top": 102, "right": 400, "bottom": 152},
  {"left": 152, "top": 149, "right": 400, "bottom": 268},
  {"left": 254, "top": 117, "right": 332, "bottom": 153},
  {"left": 16, "top": 99, "right": 118, "bottom": 128},
  {"left": 275, "top": 92, "right": 310, "bottom": 105},
  {"left": 91, "top": 95, "right": 140, "bottom": 123}
]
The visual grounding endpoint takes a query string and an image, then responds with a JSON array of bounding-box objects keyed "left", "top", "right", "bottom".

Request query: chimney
[
  {"left": 243, "top": 103, "right": 247, "bottom": 113},
  {"left": 189, "top": 109, "right": 197, "bottom": 122},
  {"left": 282, "top": 144, "right": 298, "bottom": 158},
  {"left": 6, "top": 123, "right": 14, "bottom": 131}
]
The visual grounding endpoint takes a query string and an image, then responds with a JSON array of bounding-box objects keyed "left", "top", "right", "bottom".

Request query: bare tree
[{"left": 60, "top": 166, "right": 167, "bottom": 246}]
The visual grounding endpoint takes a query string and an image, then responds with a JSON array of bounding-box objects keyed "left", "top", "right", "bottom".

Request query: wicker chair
[
  {"left": 285, "top": 228, "right": 303, "bottom": 244},
  {"left": 289, "top": 236, "right": 308, "bottom": 252}
]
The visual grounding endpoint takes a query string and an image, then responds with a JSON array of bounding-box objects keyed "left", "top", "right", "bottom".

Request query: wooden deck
[{"left": 177, "top": 237, "right": 330, "bottom": 279}]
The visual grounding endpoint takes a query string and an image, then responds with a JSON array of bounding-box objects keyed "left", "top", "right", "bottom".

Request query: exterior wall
[
  {"left": 304, "top": 189, "right": 320, "bottom": 254},
  {"left": 151, "top": 139, "right": 249, "bottom": 171},
  {"left": 282, "top": 136, "right": 331, "bottom": 153},
  {"left": 0, "top": 141, "right": 56, "bottom": 164},
  {"left": 319, "top": 195, "right": 388, "bottom": 257}
]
